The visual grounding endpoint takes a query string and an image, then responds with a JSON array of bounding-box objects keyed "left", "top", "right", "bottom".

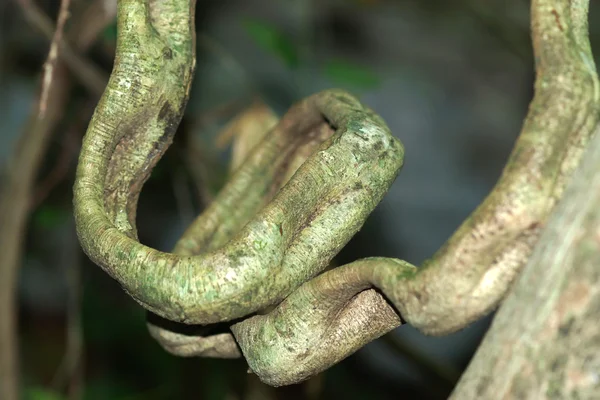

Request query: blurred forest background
[{"left": 0, "top": 0, "right": 599, "bottom": 399}]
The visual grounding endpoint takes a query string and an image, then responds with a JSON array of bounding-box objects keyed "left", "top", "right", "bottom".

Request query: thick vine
[{"left": 74, "top": 0, "right": 599, "bottom": 386}]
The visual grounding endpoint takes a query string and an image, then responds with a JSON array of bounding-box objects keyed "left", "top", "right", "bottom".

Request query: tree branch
[
  {"left": 39, "top": 0, "right": 72, "bottom": 117},
  {"left": 0, "top": 2, "right": 115, "bottom": 398},
  {"left": 18, "top": 0, "right": 108, "bottom": 96},
  {"left": 450, "top": 124, "right": 600, "bottom": 399}
]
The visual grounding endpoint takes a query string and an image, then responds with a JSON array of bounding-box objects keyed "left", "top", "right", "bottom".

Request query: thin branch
[
  {"left": 0, "top": 2, "right": 115, "bottom": 398},
  {"left": 39, "top": 0, "right": 72, "bottom": 118},
  {"left": 17, "top": 0, "right": 108, "bottom": 96}
]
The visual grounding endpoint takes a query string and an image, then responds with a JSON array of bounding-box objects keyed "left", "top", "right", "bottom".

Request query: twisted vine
[{"left": 74, "top": 0, "right": 599, "bottom": 386}]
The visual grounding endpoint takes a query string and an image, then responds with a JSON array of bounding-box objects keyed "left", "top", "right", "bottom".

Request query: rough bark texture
[
  {"left": 229, "top": 0, "right": 599, "bottom": 385},
  {"left": 451, "top": 125, "right": 600, "bottom": 400},
  {"left": 72, "top": 0, "right": 598, "bottom": 388}
]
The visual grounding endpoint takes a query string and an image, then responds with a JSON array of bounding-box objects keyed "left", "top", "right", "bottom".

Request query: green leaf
[
  {"left": 323, "top": 59, "right": 381, "bottom": 89},
  {"left": 83, "top": 379, "right": 133, "bottom": 400},
  {"left": 242, "top": 19, "right": 299, "bottom": 68},
  {"left": 102, "top": 23, "right": 117, "bottom": 42},
  {"left": 33, "top": 205, "right": 67, "bottom": 229},
  {"left": 24, "top": 387, "right": 66, "bottom": 400}
]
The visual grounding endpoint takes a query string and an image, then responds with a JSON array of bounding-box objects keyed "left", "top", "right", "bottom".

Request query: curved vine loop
[
  {"left": 74, "top": 0, "right": 403, "bottom": 357},
  {"left": 230, "top": 0, "right": 599, "bottom": 385},
  {"left": 74, "top": 0, "right": 599, "bottom": 387}
]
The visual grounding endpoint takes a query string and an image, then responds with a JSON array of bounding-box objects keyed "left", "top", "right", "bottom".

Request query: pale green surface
[{"left": 74, "top": 0, "right": 598, "bottom": 386}]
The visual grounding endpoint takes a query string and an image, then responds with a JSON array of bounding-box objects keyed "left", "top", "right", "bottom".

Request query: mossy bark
[{"left": 73, "top": 0, "right": 598, "bottom": 387}]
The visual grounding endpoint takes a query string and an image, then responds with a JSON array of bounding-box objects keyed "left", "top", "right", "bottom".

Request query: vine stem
[{"left": 73, "top": 0, "right": 598, "bottom": 388}]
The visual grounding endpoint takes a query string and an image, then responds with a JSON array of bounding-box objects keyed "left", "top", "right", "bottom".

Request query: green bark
[
  {"left": 230, "top": 0, "right": 599, "bottom": 384},
  {"left": 74, "top": 0, "right": 598, "bottom": 387}
]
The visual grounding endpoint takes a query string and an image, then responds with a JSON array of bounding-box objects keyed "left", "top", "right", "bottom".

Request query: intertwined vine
[{"left": 74, "top": 0, "right": 599, "bottom": 385}]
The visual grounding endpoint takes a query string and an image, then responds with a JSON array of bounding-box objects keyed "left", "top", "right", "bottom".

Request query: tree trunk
[{"left": 451, "top": 126, "right": 600, "bottom": 399}]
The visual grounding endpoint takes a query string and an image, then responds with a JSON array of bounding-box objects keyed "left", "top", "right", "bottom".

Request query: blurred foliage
[
  {"left": 322, "top": 59, "right": 380, "bottom": 89},
  {"left": 242, "top": 19, "right": 299, "bottom": 68},
  {"left": 242, "top": 17, "right": 380, "bottom": 89},
  {"left": 33, "top": 205, "right": 69, "bottom": 229},
  {"left": 101, "top": 23, "right": 117, "bottom": 43},
  {"left": 24, "top": 387, "right": 65, "bottom": 400}
]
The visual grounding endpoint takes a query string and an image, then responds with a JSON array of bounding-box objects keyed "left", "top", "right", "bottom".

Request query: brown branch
[
  {"left": 17, "top": 0, "right": 108, "bottom": 96},
  {"left": 39, "top": 0, "right": 72, "bottom": 118},
  {"left": 0, "top": 55, "right": 70, "bottom": 400},
  {"left": 0, "top": 2, "right": 116, "bottom": 399}
]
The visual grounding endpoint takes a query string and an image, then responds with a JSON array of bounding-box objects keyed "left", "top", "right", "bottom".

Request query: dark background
[{"left": 1, "top": 0, "right": 599, "bottom": 399}]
